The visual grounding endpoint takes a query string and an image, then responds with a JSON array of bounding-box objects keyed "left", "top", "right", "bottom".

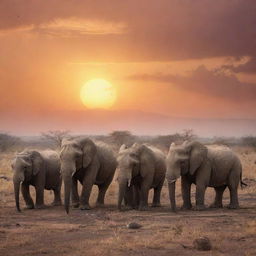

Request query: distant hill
[{"left": 1, "top": 109, "right": 256, "bottom": 137}]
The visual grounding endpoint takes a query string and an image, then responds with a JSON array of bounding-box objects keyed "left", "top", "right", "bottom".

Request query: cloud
[
  {"left": 128, "top": 65, "right": 256, "bottom": 102},
  {"left": 0, "top": 17, "right": 127, "bottom": 37},
  {"left": 229, "top": 57, "right": 256, "bottom": 74},
  {"left": 0, "top": 24, "right": 34, "bottom": 35},
  {"left": 0, "top": 0, "right": 256, "bottom": 60},
  {"left": 36, "top": 18, "right": 127, "bottom": 37}
]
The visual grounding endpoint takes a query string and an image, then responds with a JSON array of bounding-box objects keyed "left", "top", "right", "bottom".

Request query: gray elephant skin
[
  {"left": 12, "top": 150, "right": 61, "bottom": 211},
  {"left": 117, "top": 143, "right": 166, "bottom": 210},
  {"left": 60, "top": 138, "right": 117, "bottom": 213},
  {"left": 166, "top": 141, "right": 244, "bottom": 211}
]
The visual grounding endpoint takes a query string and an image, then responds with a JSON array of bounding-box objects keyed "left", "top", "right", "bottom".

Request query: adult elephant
[
  {"left": 117, "top": 143, "right": 166, "bottom": 210},
  {"left": 12, "top": 150, "right": 61, "bottom": 211},
  {"left": 166, "top": 141, "right": 245, "bottom": 211},
  {"left": 60, "top": 138, "right": 117, "bottom": 214}
]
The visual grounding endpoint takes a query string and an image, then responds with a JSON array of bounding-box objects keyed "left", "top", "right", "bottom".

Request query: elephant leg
[
  {"left": 80, "top": 163, "right": 99, "bottom": 210},
  {"left": 80, "top": 171, "right": 96, "bottom": 210},
  {"left": 80, "top": 182, "right": 93, "bottom": 210},
  {"left": 124, "top": 191, "right": 129, "bottom": 206},
  {"left": 122, "top": 186, "right": 133, "bottom": 210},
  {"left": 181, "top": 176, "right": 192, "bottom": 210},
  {"left": 21, "top": 183, "right": 34, "bottom": 209},
  {"left": 96, "top": 175, "right": 114, "bottom": 206},
  {"left": 96, "top": 183, "right": 109, "bottom": 206},
  {"left": 138, "top": 182, "right": 150, "bottom": 211},
  {"left": 210, "top": 185, "right": 226, "bottom": 208},
  {"left": 35, "top": 186, "right": 45, "bottom": 209},
  {"left": 133, "top": 185, "right": 140, "bottom": 209},
  {"left": 52, "top": 188, "right": 62, "bottom": 206},
  {"left": 152, "top": 182, "right": 163, "bottom": 207},
  {"left": 195, "top": 185, "right": 207, "bottom": 210},
  {"left": 228, "top": 185, "right": 239, "bottom": 209},
  {"left": 227, "top": 168, "right": 240, "bottom": 209},
  {"left": 71, "top": 177, "right": 79, "bottom": 208}
]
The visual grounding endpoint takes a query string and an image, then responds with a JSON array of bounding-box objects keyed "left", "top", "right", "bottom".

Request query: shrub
[{"left": 0, "top": 133, "right": 21, "bottom": 152}]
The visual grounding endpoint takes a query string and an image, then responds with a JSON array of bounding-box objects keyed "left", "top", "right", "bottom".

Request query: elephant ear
[
  {"left": 185, "top": 141, "right": 208, "bottom": 175},
  {"left": 129, "top": 152, "right": 139, "bottom": 165},
  {"left": 30, "top": 151, "right": 43, "bottom": 176},
  {"left": 80, "top": 138, "right": 97, "bottom": 168}
]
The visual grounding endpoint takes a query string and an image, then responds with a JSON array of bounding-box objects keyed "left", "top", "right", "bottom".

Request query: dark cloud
[
  {"left": 0, "top": 0, "right": 256, "bottom": 61},
  {"left": 216, "top": 57, "right": 256, "bottom": 74},
  {"left": 128, "top": 65, "right": 256, "bottom": 102},
  {"left": 231, "top": 57, "right": 256, "bottom": 73}
]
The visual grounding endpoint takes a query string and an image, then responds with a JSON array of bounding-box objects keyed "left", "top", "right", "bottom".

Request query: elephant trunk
[
  {"left": 13, "top": 180, "right": 21, "bottom": 212},
  {"left": 168, "top": 181, "right": 176, "bottom": 212},
  {"left": 63, "top": 175, "right": 72, "bottom": 214},
  {"left": 118, "top": 182, "right": 127, "bottom": 210}
]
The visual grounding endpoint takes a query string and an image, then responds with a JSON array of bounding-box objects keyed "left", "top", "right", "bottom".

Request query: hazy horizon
[{"left": 2, "top": 108, "right": 256, "bottom": 137}]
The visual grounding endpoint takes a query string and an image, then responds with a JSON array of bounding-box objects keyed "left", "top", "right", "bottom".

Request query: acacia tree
[
  {"left": 108, "top": 130, "right": 136, "bottom": 147},
  {"left": 181, "top": 129, "right": 197, "bottom": 142},
  {"left": 41, "top": 130, "right": 71, "bottom": 148},
  {"left": 152, "top": 134, "right": 182, "bottom": 149}
]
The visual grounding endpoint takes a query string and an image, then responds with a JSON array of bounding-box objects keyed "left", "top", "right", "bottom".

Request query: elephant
[
  {"left": 166, "top": 141, "right": 244, "bottom": 211},
  {"left": 60, "top": 137, "right": 117, "bottom": 213},
  {"left": 117, "top": 143, "right": 166, "bottom": 211},
  {"left": 12, "top": 150, "right": 62, "bottom": 212}
]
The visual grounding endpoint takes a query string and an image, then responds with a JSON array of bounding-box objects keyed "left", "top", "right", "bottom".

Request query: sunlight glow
[{"left": 80, "top": 79, "right": 117, "bottom": 109}]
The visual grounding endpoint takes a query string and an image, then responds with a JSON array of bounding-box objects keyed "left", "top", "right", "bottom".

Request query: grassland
[{"left": 0, "top": 145, "right": 255, "bottom": 256}]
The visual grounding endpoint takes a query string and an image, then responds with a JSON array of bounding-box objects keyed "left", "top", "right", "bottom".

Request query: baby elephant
[
  {"left": 117, "top": 143, "right": 166, "bottom": 210},
  {"left": 12, "top": 150, "right": 62, "bottom": 211}
]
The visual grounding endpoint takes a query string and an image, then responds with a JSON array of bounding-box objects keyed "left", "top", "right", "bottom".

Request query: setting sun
[{"left": 80, "top": 79, "right": 117, "bottom": 109}]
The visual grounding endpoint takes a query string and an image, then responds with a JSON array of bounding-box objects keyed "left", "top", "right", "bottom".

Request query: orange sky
[{"left": 0, "top": 1, "right": 256, "bottom": 136}]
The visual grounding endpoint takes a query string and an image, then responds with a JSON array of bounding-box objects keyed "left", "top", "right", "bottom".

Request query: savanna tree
[
  {"left": 41, "top": 130, "right": 71, "bottom": 148},
  {"left": 108, "top": 130, "right": 136, "bottom": 147}
]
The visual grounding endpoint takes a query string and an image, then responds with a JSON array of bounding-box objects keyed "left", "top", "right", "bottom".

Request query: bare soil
[{"left": 0, "top": 147, "right": 256, "bottom": 256}]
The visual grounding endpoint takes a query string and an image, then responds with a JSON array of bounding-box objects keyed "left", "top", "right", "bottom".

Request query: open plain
[{"left": 0, "top": 146, "right": 255, "bottom": 256}]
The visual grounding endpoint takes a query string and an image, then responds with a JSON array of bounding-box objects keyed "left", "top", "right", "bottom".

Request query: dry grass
[{"left": 0, "top": 145, "right": 255, "bottom": 256}]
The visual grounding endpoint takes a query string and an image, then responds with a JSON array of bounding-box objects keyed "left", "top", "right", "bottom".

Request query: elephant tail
[
  {"left": 236, "top": 160, "right": 247, "bottom": 189},
  {"left": 240, "top": 172, "right": 248, "bottom": 189}
]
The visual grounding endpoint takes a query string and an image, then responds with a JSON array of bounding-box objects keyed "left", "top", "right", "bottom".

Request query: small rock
[
  {"left": 126, "top": 222, "right": 142, "bottom": 229},
  {"left": 79, "top": 225, "right": 87, "bottom": 229},
  {"left": 193, "top": 236, "right": 212, "bottom": 251},
  {"left": 16, "top": 223, "right": 21, "bottom": 227}
]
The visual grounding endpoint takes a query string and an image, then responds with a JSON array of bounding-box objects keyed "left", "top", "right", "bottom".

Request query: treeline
[
  {"left": 0, "top": 130, "right": 256, "bottom": 152},
  {"left": 0, "top": 133, "right": 21, "bottom": 152}
]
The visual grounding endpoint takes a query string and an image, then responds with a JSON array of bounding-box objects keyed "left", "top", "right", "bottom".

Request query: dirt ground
[{"left": 0, "top": 146, "right": 256, "bottom": 256}]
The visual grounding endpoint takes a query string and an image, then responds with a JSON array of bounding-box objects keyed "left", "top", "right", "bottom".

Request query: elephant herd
[{"left": 11, "top": 137, "right": 245, "bottom": 213}]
